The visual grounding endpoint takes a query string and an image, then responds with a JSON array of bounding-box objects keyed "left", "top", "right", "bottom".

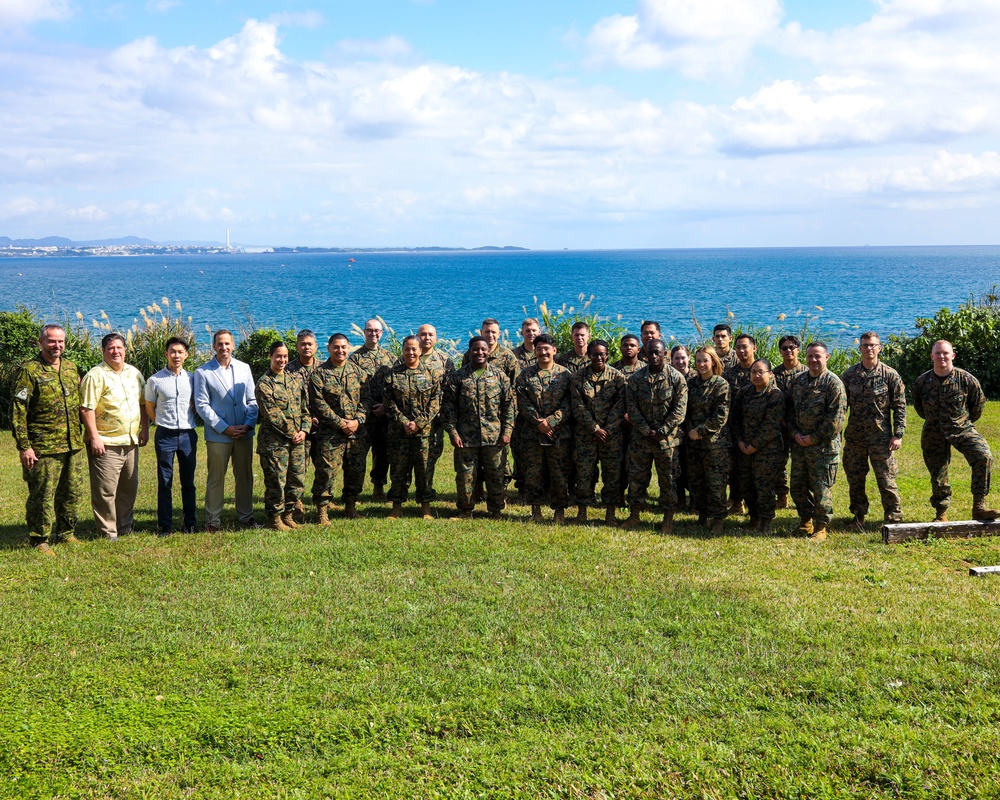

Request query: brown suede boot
[
  {"left": 934, "top": 508, "right": 948, "bottom": 522},
  {"left": 35, "top": 542, "right": 55, "bottom": 557},
  {"left": 345, "top": 498, "right": 365, "bottom": 519},
  {"left": 809, "top": 523, "right": 827, "bottom": 542},
  {"left": 659, "top": 510, "right": 674, "bottom": 535},
  {"left": 553, "top": 508, "right": 566, "bottom": 526},
  {"left": 729, "top": 498, "right": 746, "bottom": 516},
  {"left": 697, "top": 511, "right": 708, "bottom": 528},
  {"left": 420, "top": 502, "right": 434, "bottom": 520},
  {"left": 531, "top": 505, "right": 544, "bottom": 523},
  {"left": 293, "top": 499, "right": 306, "bottom": 524},
  {"left": 281, "top": 511, "right": 299, "bottom": 529},
  {"left": 605, "top": 506, "right": 617, "bottom": 525},
  {"left": 388, "top": 502, "right": 403, "bottom": 520},
  {"left": 620, "top": 508, "right": 643, "bottom": 529},
  {"left": 709, "top": 518, "right": 723, "bottom": 535},
  {"left": 797, "top": 518, "right": 814, "bottom": 536},
  {"left": 453, "top": 509, "right": 473, "bottom": 520},
  {"left": 576, "top": 505, "right": 588, "bottom": 524},
  {"left": 269, "top": 514, "right": 291, "bottom": 531},
  {"left": 316, "top": 505, "right": 331, "bottom": 526},
  {"left": 488, "top": 510, "right": 503, "bottom": 521},
  {"left": 972, "top": 495, "right": 1000, "bottom": 520},
  {"left": 758, "top": 520, "right": 773, "bottom": 535}
]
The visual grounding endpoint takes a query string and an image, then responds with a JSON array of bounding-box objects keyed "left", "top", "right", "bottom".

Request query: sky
[{"left": 1, "top": 0, "right": 999, "bottom": 248}]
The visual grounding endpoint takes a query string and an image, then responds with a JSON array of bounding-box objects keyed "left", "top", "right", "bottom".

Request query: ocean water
[{"left": 4, "top": 246, "right": 1000, "bottom": 348}]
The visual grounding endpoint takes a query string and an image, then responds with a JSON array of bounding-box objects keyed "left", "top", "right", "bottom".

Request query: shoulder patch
[{"left": 15, "top": 388, "right": 29, "bottom": 402}]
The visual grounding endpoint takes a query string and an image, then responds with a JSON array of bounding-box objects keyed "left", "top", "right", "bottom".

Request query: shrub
[
  {"left": 529, "top": 294, "right": 630, "bottom": 361},
  {"left": 234, "top": 327, "right": 298, "bottom": 381},
  {"left": 882, "top": 288, "right": 1000, "bottom": 398},
  {"left": 0, "top": 308, "right": 47, "bottom": 430}
]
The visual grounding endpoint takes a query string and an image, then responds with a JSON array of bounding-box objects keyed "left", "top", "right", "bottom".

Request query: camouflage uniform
[
  {"left": 287, "top": 356, "right": 322, "bottom": 498},
  {"left": 516, "top": 362, "right": 573, "bottom": 509},
  {"left": 463, "top": 344, "right": 520, "bottom": 488},
  {"left": 513, "top": 344, "right": 537, "bottom": 370},
  {"left": 419, "top": 349, "right": 455, "bottom": 500},
  {"left": 731, "top": 382, "right": 786, "bottom": 523},
  {"left": 717, "top": 349, "right": 738, "bottom": 371},
  {"left": 309, "top": 359, "right": 370, "bottom": 505},
  {"left": 443, "top": 363, "right": 515, "bottom": 512},
  {"left": 570, "top": 365, "right": 626, "bottom": 508},
  {"left": 913, "top": 367, "right": 992, "bottom": 513},
  {"left": 626, "top": 366, "right": 688, "bottom": 511},
  {"left": 383, "top": 362, "right": 442, "bottom": 504},
  {"left": 612, "top": 359, "right": 642, "bottom": 487},
  {"left": 684, "top": 374, "right": 731, "bottom": 520},
  {"left": 724, "top": 362, "right": 754, "bottom": 505},
  {"left": 256, "top": 369, "right": 312, "bottom": 517},
  {"left": 556, "top": 351, "right": 590, "bottom": 373},
  {"left": 11, "top": 354, "right": 85, "bottom": 546},
  {"left": 773, "top": 363, "right": 807, "bottom": 497},
  {"left": 511, "top": 345, "right": 536, "bottom": 490},
  {"left": 840, "top": 361, "right": 906, "bottom": 521},
  {"left": 788, "top": 370, "right": 847, "bottom": 527},
  {"left": 349, "top": 346, "right": 394, "bottom": 492}
]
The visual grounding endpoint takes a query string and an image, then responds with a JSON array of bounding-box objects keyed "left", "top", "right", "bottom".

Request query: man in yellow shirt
[{"left": 81, "top": 333, "right": 149, "bottom": 540}]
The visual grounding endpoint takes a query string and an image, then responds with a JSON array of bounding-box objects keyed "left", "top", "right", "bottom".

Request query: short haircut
[
  {"left": 621, "top": 333, "right": 640, "bottom": 345},
  {"left": 645, "top": 338, "right": 666, "bottom": 353},
  {"left": 778, "top": 335, "right": 801, "bottom": 349},
  {"left": 571, "top": 321, "right": 590, "bottom": 333},
  {"left": 296, "top": 329, "right": 316, "bottom": 341},
  {"left": 521, "top": 318, "right": 540, "bottom": 328},
  {"left": 468, "top": 335, "right": 489, "bottom": 349},
  {"left": 694, "top": 346, "right": 724, "bottom": 376},
  {"left": 101, "top": 332, "right": 126, "bottom": 350},
  {"left": 401, "top": 334, "right": 419, "bottom": 347},
  {"left": 752, "top": 357, "right": 773, "bottom": 372},
  {"left": 39, "top": 323, "right": 65, "bottom": 338},
  {"left": 534, "top": 333, "right": 556, "bottom": 348},
  {"left": 164, "top": 336, "right": 189, "bottom": 352},
  {"left": 481, "top": 318, "right": 500, "bottom": 329},
  {"left": 806, "top": 341, "right": 829, "bottom": 353},
  {"left": 588, "top": 339, "right": 609, "bottom": 354},
  {"left": 641, "top": 320, "right": 661, "bottom": 333},
  {"left": 269, "top": 341, "right": 289, "bottom": 355},
  {"left": 735, "top": 333, "right": 756, "bottom": 346},
  {"left": 713, "top": 324, "right": 732, "bottom": 335},
  {"left": 859, "top": 331, "right": 880, "bottom": 343},
  {"left": 212, "top": 329, "right": 233, "bottom": 345},
  {"left": 328, "top": 333, "right": 349, "bottom": 346},
  {"left": 671, "top": 344, "right": 689, "bottom": 357}
]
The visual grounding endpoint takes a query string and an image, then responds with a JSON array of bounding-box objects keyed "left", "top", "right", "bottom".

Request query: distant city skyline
[{"left": 2, "top": 0, "right": 999, "bottom": 249}]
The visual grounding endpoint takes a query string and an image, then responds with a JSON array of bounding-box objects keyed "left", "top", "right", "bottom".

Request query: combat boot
[
  {"left": 934, "top": 508, "right": 948, "bottom": 523},
  {"left": 530, "top": 505, "right": 544, "bottom": 523},
  {"left": 809, "top": 523, "right": 827, "bottom": 542},
  {"left": 852, "top": 514, "right": 866, "bottom": 533},
  {"left": 709, "top": 518, "right": 724, "bottom": 536},
  {"left": 281, "top": 511, "right": 299, "bottom": 529},
  {"left": 748, "top": 516, "right": 760, "bottom": 531},
  {"left": 35, "top": 542, "right": 55, "bottom": 557},
  {"left": 62, "top": 534, "right": 80, "bottom": 544},
  {"left": 605, "top": 506, "right": 617, "bottom": 526},
  {"left": 453, "top": 509, "right": 473, "bottom": 520},
  {"left": 797, "top": 518, "right": 814, "bottom": 536},
  {"left": 388, "top": 502, "right": 403, "bottom": 520},
  {"left": 659, "top": 511, "right": 674, "bottom": 535},
  {"left": 345, "top": 498, "right": 364, "bottom": 519},
  {"left": 372, "top": 485, "right": 386, "bottom": 501},
  {"left": 269, "top": 514, "right": 291, "bottom": 531},
  {"left": 729, "top": 498, "right": 746, "bottom": 516},
  {"left": 697, "top": 511, "right": 708, "bottom": 528},
  {"left": 972, "top": 495, "right": 1000, "bottom": 520},
  {"left": 553, "top": 508, "right": 566, "bottom": 526},
  {"left": 758, "top": 520, "right": 773, "bottom": 536},
  {"left": 316, "top": 505, "right": 331, "bottom": 526},
  {"left": 488, "top": 510, "right": 503, "bottom": 521},
  {"left": 293, "top": 499, "right": 306, "bottom": 524},
  {"left": 575, "top": 505, "right": 588, "bottom": 524},
  {"left": 420, "top": 502, "right": 434, "bottom": 520},
  {"left": 776, "top": 492, "right": 788, "bottom": 510},
  {"left": 620, "top": 508, "right": 643, "bottom": 530}
]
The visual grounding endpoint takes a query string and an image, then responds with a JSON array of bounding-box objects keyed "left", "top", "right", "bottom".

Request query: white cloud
[
  {"left": 825, "top": 150, "right": 1000, "bottom": 197},
  {"left": 585, "top": 0, "right": 783, "bottom": 78},
  {"left": 268, "top": 10, "right": 324, "bottom": 29},
  {"left": 0, "top": 0, "right": 70, "bottom": 27},
  {"left": 334, "top": 35, "right": 413, "bottom": 61}
]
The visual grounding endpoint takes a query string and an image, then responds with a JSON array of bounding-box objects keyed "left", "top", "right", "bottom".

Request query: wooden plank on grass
[
  {"left": 969, "top": 565, "right": 1000, "bottom": 576},
  {"left": 882, "top": 519, "right": 1000, "bottom": 544}
]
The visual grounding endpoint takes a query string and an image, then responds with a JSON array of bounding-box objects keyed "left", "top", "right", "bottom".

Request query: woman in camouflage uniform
[{"left": 685, "top": 347, "right": 731, "bottom": 534}]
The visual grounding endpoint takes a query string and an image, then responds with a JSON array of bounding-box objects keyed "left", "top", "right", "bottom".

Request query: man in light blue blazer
[{"left": 194, "top": 329, "right": 260, "bottom": 531}]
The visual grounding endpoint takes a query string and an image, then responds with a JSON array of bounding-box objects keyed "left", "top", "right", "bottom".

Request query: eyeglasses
[
  {"left": 779, "top": 345, "right": 798, "bottom": 352},
  {"left": 859, "top": 342, "right": 880, "bottom": 348}
]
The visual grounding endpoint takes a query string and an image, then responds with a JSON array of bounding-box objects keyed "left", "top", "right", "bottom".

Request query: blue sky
[{"left": 2, "top": 0, "right": 999, "bottom": 248}]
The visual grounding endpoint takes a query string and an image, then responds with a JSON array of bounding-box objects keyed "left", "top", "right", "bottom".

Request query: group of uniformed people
[{"left": 11, "top": 314, "right": 1000, "bottom": 554}]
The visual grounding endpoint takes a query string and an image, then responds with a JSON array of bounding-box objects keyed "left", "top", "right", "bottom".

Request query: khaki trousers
[
  {"left": 88, "top": 445, "right": 139, "bottom": 538},
  {"left": 205, "top": 438, "right": 255, "bottom": 526}
]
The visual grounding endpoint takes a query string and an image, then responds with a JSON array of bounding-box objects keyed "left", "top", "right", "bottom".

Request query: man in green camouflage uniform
[
  {"left": 556, "top": 320, "right": 590, "bottom": 373},
  {"left": 772, "top": 335, "right": 806, "bottom": 509},
  {"left": 913, "top": 339, "right": 1000, "bottom": 522},
  {"left": 622, "top": 340, "right": 688, "bottom": 534},
  {"left": 349, "top": 319, "right": 394, "bottom": 500},
  {"left": 570, "top": 339, "right": 626, "bottom": 524},
  {"left": 444, "top": 336, "right": 516, "bottom": 518},
  {"left": 257, "top": 342, "right": 312, "bottom": 530},
  {"left": 788, "top": 342, "right": 847, "bottom": 541},
  {"left": 310, "top": 333, "right": 371, "bottom": 521},
  {"left": 724, "top": 333, "right": 756, "bottom": 516},
  {"left": 287, "top": 329, "right": 321, "bottom": 521},
  {"left": 516, "top": 333, "right": 573, "bottom": 523},
  {"left": 511, "top": 318, "right": 540, "bottom": 494},
  {"left": 415, "top": 324, "right": 454, "bottom": 502},
  {"left": 840, "top": 332, "right": 906, "bottom": 530},
  {"left": 11, "top": 324, "right": 84, "bottom": 555},
  {"left": 613, "top": 333, "right": 642, "bottom": 494},
  {"left": 713, "top": 324, "right": 738, "bottom": 370},
  {"left": 384, "top": 335, "right": 442, "bottom": 520}
]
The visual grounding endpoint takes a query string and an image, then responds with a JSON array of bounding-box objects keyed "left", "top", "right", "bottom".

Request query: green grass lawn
[{"left": 2, "top": 407, "right": 1000, "bottom": 798}]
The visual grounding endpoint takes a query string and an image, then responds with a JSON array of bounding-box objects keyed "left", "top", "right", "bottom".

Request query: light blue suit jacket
[{"left": 193, "top": 356, "right": 258, "bottom": 443}]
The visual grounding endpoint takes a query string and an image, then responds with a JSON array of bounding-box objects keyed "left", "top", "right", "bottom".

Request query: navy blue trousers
[{"left": 154, "top": 427, "right": 198, "bottom": 531}]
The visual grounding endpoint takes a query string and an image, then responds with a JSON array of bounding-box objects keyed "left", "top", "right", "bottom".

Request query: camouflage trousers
[
  {"left": 363, "top": 416, "right": 390, "bottom": 489},
  {"left": 842, "top": 436, "right": 902, "bottom": 521},
  {"left": 314, "top": 434, "right": 367, "bottom": 506},
  {"left": 737, "top": 444, "right": 784, "bottom": 522},
  {"left": 388, "top": 434, "right": 434, "bottom": 504},
  {"left": 921, "top": 426, "right": 993, "bottom": 511},
  {"left": 423, "top": 422, "right": 445, "bottom": 501},
  {"left": 791, "top": 444, "right": 839, "bottom": 526},
  {"left": 257, "top": 435, "right": 307, "bottom": 516},
  {"left": 687, "top": 440, "right": 730, "bottom": 520},
  {"left": 23, "top": 449, "right": 84, "bottom": 546},
  {"left": 627, "top": 436, "right": 678, "bottom": 511},
  {"left": 455, "top": 444, "right": 506, "bottom": 512},
  {"left": 521, "top": 435, "right": 571, "bottom": 509},
  {"left": 574, "top": 432, "right": 623, "bottom": 508}
]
